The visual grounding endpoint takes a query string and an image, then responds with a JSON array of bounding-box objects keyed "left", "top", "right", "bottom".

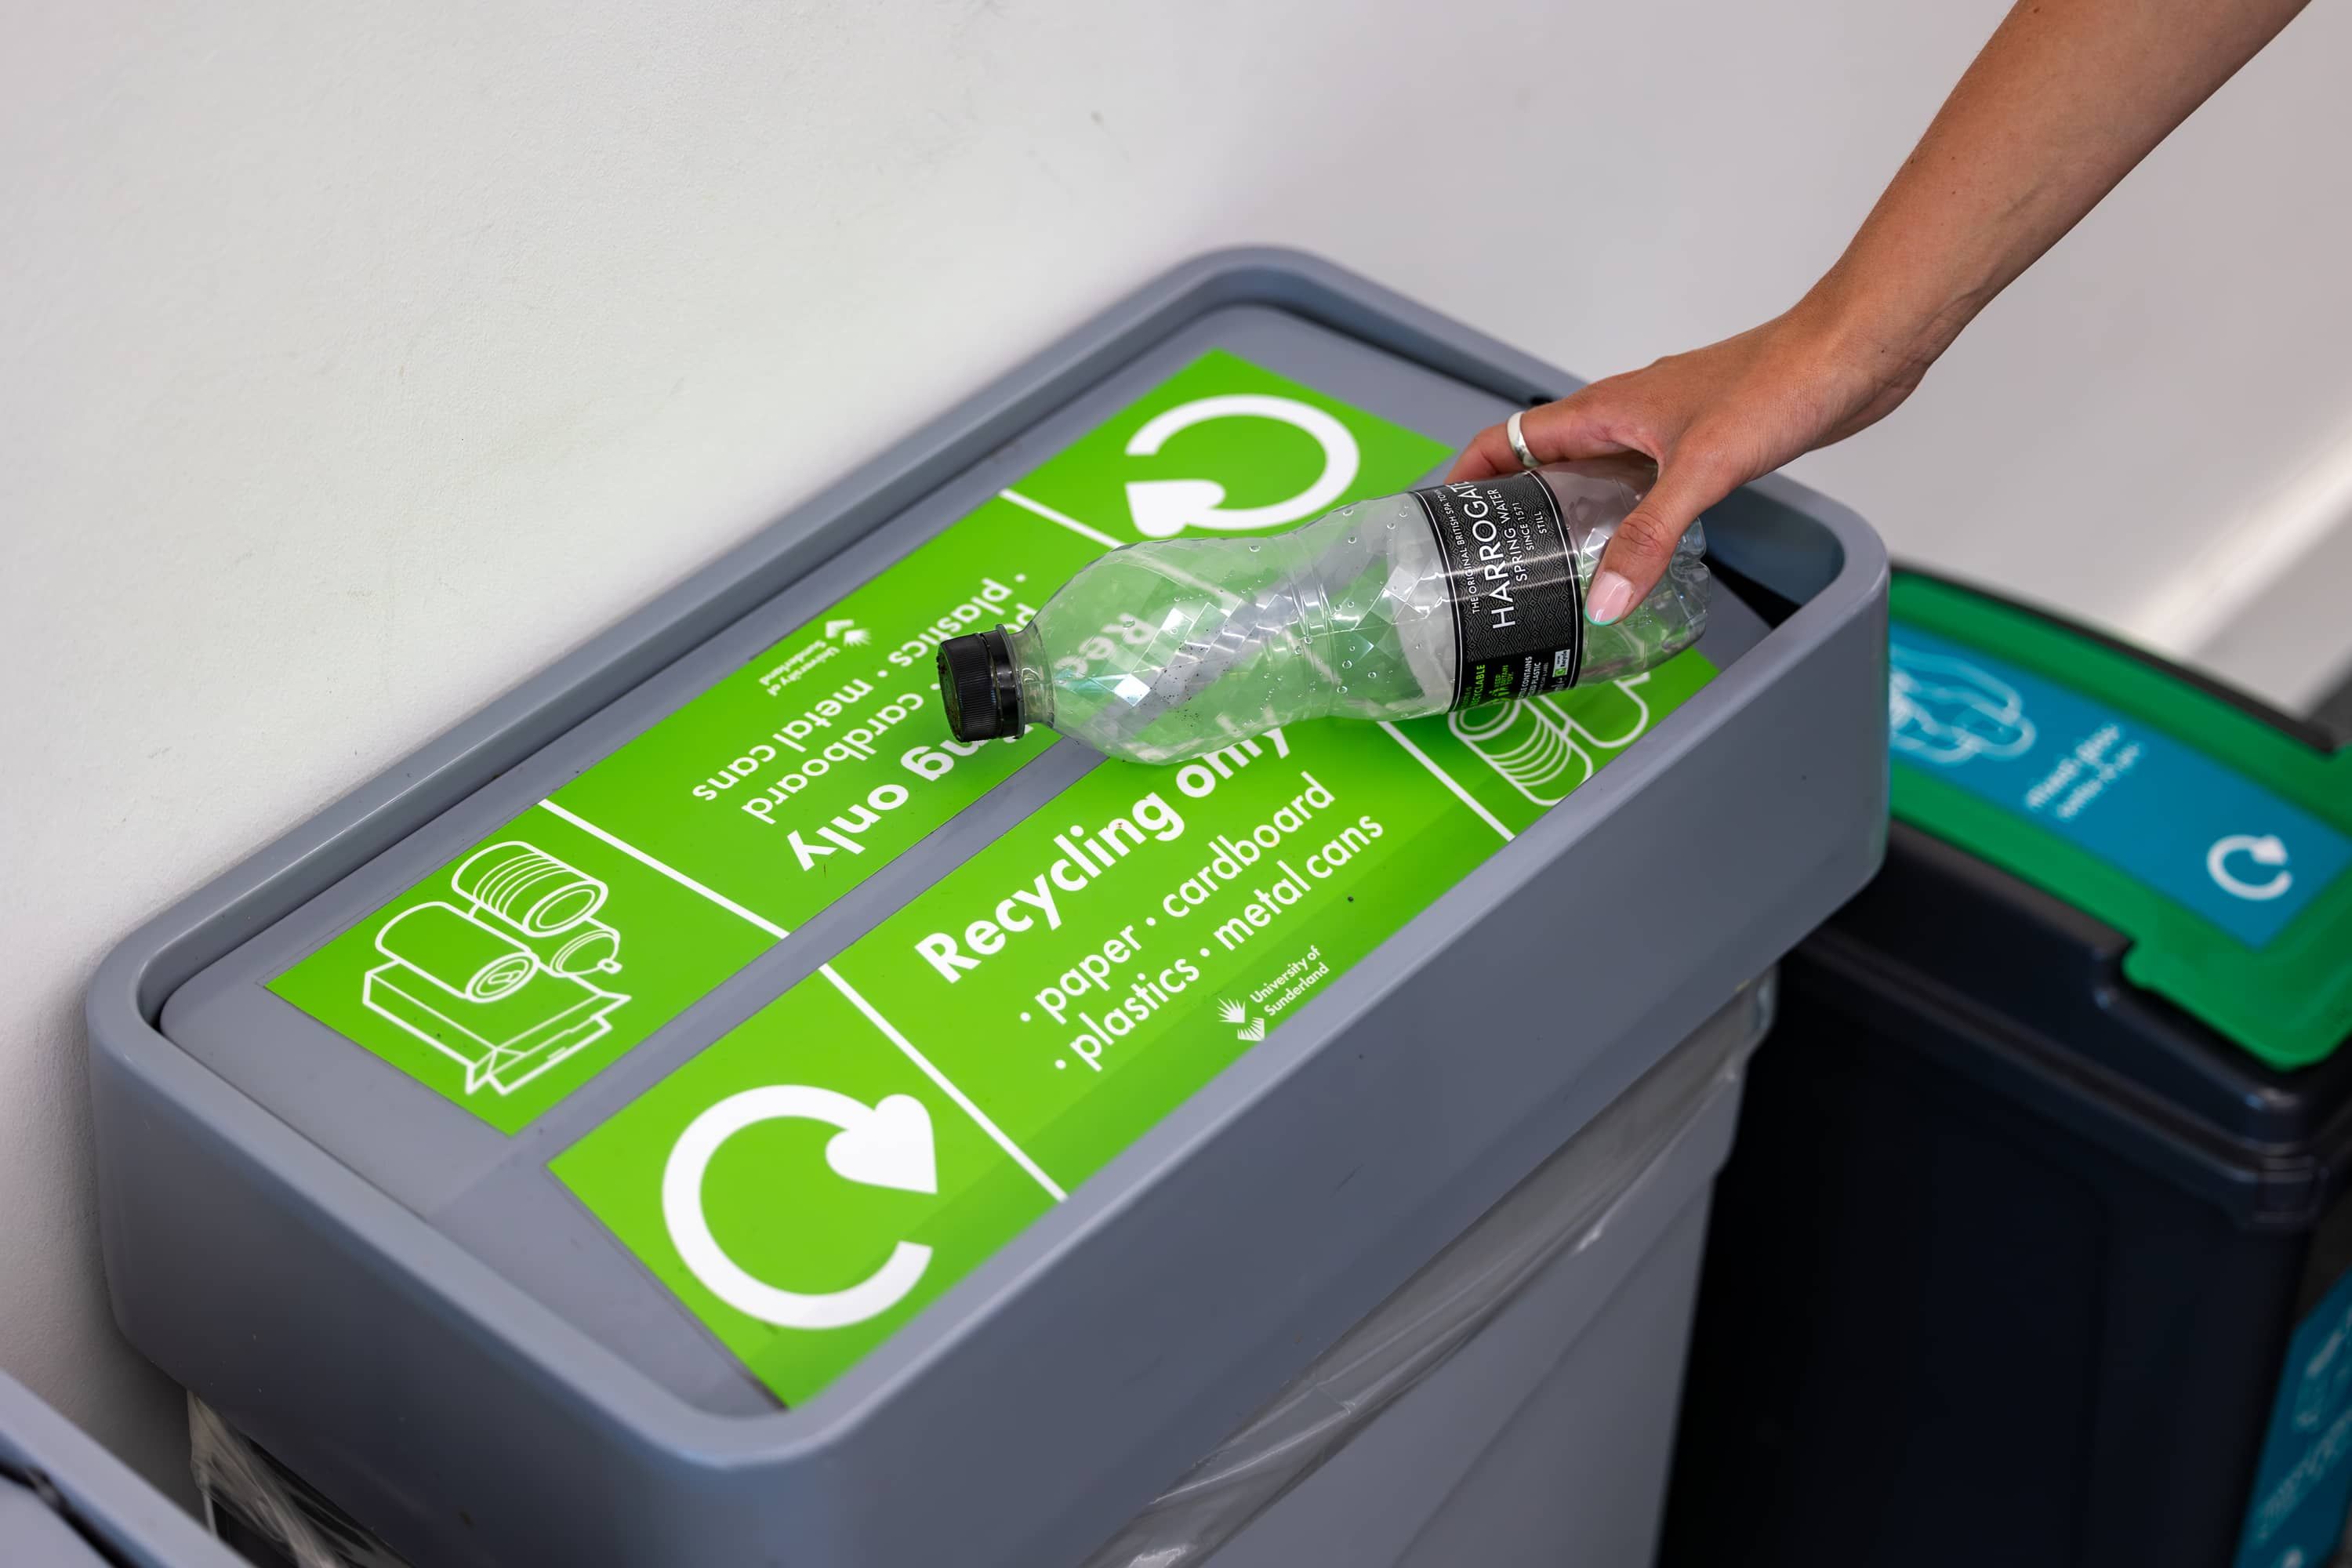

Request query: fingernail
[{"left": 1587, "top": 569, "right": 1636, "bottom": 626}]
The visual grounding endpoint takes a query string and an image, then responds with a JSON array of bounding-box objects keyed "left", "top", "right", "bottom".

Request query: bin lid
[
  {"left": 153, "top": 299, "right": 1790, "bottom": 1420},
  {"left": 1887, "top": 572, "right": 2352, "bottom": 1068},
  {"left": 91, "top": 250, "right": 1892, "bottom": 1568}
]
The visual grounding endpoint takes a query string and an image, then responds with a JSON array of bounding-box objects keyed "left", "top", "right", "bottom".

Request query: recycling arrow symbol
[
  {"left": 1122, "top": 394, "right": 1362, "bottom": 539},
  {"left": 663, "top": 1086, "right": 937, "bottom": 1330}
]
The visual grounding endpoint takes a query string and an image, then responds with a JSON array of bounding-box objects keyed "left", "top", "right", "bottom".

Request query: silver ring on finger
[{"left": 1506, "top": 408, "right": 1541, "bottom": 471}]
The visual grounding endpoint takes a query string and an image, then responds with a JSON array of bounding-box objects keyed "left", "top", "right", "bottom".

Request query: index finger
[
  {"left": 1446, "top": 419, "right": 1523, "bottom": 483},
  {"left": 1446, "top": 392, "right": 1639, "bottom": 484}
]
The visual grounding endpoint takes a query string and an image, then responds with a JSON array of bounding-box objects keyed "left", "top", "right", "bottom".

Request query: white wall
[{"left": 5, "top": 0, "right": 2349, "bottom": 1500}]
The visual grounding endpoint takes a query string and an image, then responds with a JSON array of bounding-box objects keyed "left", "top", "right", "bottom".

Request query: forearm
[
  {"left": 1448, "top": 0, "right": 2308, "bottom": 610},
  {"left": 1805, "top": 0, "right": 2310, "bottom": 373}
]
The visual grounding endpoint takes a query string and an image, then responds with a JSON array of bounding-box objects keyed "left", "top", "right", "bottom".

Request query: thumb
[{"left": 1584, "top": 460, "right": 1719, "bottom": 626}]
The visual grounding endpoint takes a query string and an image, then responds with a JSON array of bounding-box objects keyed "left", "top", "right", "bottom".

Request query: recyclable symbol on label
[
  {"left": 1123, "top": 394, "right": 1361, "bottom": 538},
  {"left": 663, "top": 1086, "right": 938, "bottom": 1331},
  {"left": 2209, "top": 833, "right": 2296, "bottom": 904}
]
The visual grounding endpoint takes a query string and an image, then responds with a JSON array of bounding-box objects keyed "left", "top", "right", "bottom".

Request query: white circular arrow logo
[
  {"left": 663, "top": 1085, "right": 937, "bottom": 1331},
  {"left": 1122, "top": 394, "right": 1361, "bottom": 539},
  {"left": 2208, "top": 833, "right": 2294, "bottom": 902}
]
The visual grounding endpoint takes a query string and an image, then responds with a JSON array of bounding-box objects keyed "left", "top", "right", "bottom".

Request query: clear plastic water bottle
[{"left": 936, "top": 457, "right": 1710, "bottom": 764}]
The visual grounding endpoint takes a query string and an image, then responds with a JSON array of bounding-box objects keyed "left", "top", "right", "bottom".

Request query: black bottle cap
[{"left": 937, "top": 627, "right": 1024, "bottom": 742}]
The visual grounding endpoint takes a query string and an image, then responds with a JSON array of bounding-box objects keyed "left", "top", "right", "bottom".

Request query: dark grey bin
[{"left": 88, "top": 249, "right": 1888, "bottom": 1568}]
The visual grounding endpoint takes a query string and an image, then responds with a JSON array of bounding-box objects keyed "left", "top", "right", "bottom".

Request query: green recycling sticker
[
  {"left": 268, "top": 350, "right": 1454, "bottom": 1131},
  {"left": 555, "top": 656, "right": 1715, "bottom": 1403},
  {"left": 546, "top": 975, "right": 1059, "bottom": 1394},
  {"left": 272, "top": 341, "right": 1720, "bottom": 1404}
]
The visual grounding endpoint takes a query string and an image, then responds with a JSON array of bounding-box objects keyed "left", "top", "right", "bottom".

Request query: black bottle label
[{"left": 1411, "top": 472, "right": 1584, "bottom": 710}]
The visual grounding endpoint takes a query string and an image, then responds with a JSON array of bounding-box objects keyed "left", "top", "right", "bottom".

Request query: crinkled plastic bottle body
[{"left": 1011, "top": 464, "right": 1710, "bottom": 764}]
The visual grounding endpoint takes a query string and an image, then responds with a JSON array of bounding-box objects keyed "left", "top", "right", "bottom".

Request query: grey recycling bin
[
  {"left": 0, "top": 1371, "right": 242, "bottom": 1568},
  {"left": 89, "top": 249, "right": 1888, "bottom": 1568},
  {"left": 187, "top": 972, "right": 1775, "bottom": 1568},
  {"left": 1093, "top": 971, "right": 1776, "bottom": 1567}
]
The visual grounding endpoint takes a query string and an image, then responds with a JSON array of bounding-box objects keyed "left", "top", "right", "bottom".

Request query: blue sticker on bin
[
  {"left": 2235, "top": 1267, "right": 2352, "bottom": 1568},
  {"left": 1887, "top": 624, "right": 2352, "bottom": 949}
]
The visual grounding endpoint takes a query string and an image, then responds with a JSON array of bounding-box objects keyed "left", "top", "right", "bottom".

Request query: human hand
[
  {"left": 1449, "top": 303, "right": 1931, "bottom": 625},
  {"left": 1450, "top": 0, "right": 2316, "bottom": 627}
]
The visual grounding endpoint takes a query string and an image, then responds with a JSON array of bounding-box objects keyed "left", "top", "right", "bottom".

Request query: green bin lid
[{"left": 1888, "top": 572, "right": 2352, "bottom": 1069}]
